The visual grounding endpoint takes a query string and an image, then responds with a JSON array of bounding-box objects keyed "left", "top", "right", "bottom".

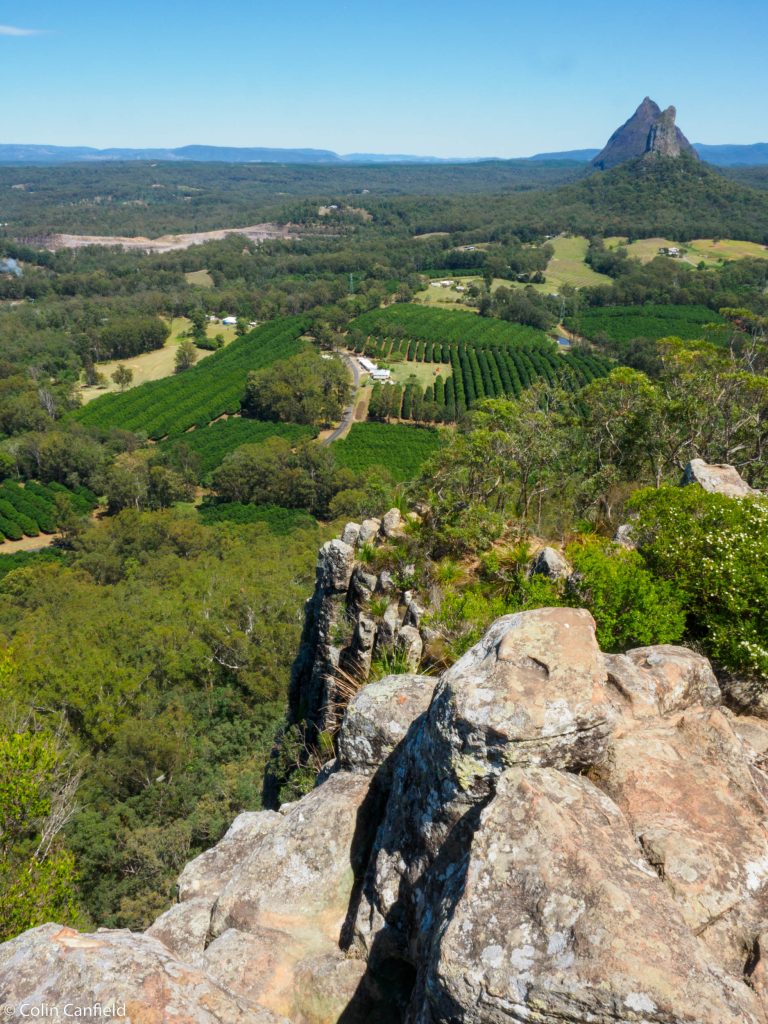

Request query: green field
[
  {"left": 388, "top": 361, "right": 451, "bottom": 388},
  {"left": 541, "top": 235, "right": 614, "bottom": 291},
  {"left": 198, "top": 502, "right": 318, "bottom": 534},
  {"left": 566, "top": 304, "right": 727, "bottom": 345},
  {"left": 74, "top": 316, "right": 310, "bottom": 439},
  {"left": 605, "top": 236, "right": 768, "bottom": 266},
  {"left": 333, "top": 422, "right": 443, "bottom": 482},
  {"left": 185, "top": 269, "right": 214, "bottom": 288},
  {"left": 160, "top": 418, "right": 316, "bottom": 483}
]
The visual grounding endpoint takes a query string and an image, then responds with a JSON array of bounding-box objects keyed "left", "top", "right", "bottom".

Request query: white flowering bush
[{"left": 629, "top": 486, "right": 768, "bottom": 677}]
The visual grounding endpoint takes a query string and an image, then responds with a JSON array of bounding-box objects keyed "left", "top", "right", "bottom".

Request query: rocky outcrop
[
  {"left": 0, "top": 925, "right": 281, "bottom": 1024},
  {"left": 4, "top": 608, "right": 768, "bottom": 1024},
  {"left": 682, "top": 457, "right": 760, "bottom": 497},
  {"left": 289, "top": 512, "right": 431, "bottom": 737},
  {"left": 592, "top": 96, "right": 698, "bottom": 170}
]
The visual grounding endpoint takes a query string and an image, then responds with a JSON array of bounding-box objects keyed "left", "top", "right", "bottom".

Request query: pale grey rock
[
  {"left": 624, "top": 644, "right": 721, "bottom": 714},
  {"left": 380, "top": 507, "right": 404, "bottom": 538},
  {"left": 682, "top": 458, "right": 759, "bottom": 497},
  {"left": 343, "top": 614, "right": 377, "bottom": 678},
  {"left": 599, "top": 707, "right": 768, "bottom": 978},
  {"left": 292, "top": 953, "right": 370, "bottom": 1024},
  {"left": 375, "top": 569, "right": 395, "bottom": 593},
  {"left": 613, "top": 522, "right": 636, "bottom": 549},
  {"left": 202, "top": 927, "right": 301, "bottom": 1018},
  {"left": 145, "top": 896, "right": 212, "bottom": 962},
  {"left": 210, "top": 771, "right": 371, "bottom": 941},
  {"left": 318, "top": 539, "right": 356, "bottom": 592},
  {"left": 338, "top": 673, "right": 436, "bottom": 775},
  {"left": 341, "top": 522, "right": 361, "bottom": 547},
  {"left": 177, "top": 810, "right": 281, "bottom": 902},
  {"left": 403, "top": 598, "right": 425, "bottom": 627},
  {"left": 530, "top": 544, "right": 571, "bottom": 580},
  {"left": 356, "top": 519, "right": 381, "bottom": 547},
  {"left": 352, "top": 609, "right": 618, "bottom": 964},
  {"left": 349, "top": 566, "right": 377, "bottom": 607},
  {"left": 395, "top": 624, "right": 423, "bottom": 670},
  {"left": 429, "top": 766, "right": 763, "bottom": 1024},
  {"left": 376, "top": 603, "right": 402, "bottom": 649}
]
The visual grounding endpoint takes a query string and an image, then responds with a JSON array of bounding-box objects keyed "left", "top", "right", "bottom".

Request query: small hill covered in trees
[{"left": 511, "top": 155, "right": 768, "bottom": 242}]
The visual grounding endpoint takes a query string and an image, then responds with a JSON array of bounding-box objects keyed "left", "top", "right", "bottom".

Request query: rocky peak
[
  {"left": 592, "top": 96, "right": 698, "bottom": 170},
  {"left": 4, "top": 608, "right": 768, "bottom": 1023}
]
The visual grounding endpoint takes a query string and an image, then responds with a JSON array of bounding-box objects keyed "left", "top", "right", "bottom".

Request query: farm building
[
  {"left": 358, "top": 356, "right": 378, "bottom": 373},
  {"left": 371, "top": 368, "right": 391, "bottom": 381},
  {"left": 222, "top": 316, "right": 238, "bottom": 326}
]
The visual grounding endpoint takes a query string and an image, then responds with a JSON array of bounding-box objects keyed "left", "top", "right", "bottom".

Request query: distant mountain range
[
  {"left": 0, "top": 144, "right": 486, "bottom": 166},
  {"left": 0, "top": 141, "right": 767, "bottom": 167}
]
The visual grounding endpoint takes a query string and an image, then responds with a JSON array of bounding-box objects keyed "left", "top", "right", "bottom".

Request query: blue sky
[{"left": 2, "top": 0, "right": 766, "bottom": 156}]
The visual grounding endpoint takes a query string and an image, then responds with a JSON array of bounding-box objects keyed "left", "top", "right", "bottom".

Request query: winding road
[{"left": 321, "top": 352, "right": 362, "bottom": 446}]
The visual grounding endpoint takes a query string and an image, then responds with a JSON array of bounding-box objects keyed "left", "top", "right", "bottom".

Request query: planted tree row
[
  {"left": 0, "top": 481, "right": 97, "bottom": 541},
  {"left": 333, "top": 422, "right": 442, "bottom": 482},
  {"left": 74, "top": 316, "right": 311, "bottom": 439},
  {"left": 160, "top": 419, "right": 316, "bottom": 484},
  {"left": 369, "top": 348, "right": 611, "bottom": 423},
  {"left": 565, "top": 304, "right": 727, "bottom": 345},
  {"left": 351, "top": 305, "right": 547, "bottom": 348}
]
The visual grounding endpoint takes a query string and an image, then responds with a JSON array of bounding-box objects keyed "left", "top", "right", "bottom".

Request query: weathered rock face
[
  {"left": 431, "top": 767, "right": 763, "bottom": 1024},
  {"left": 337, "top": 673, "right": 436, "bottom": 776},
  {"left": 592, "top": 96, "right": 698, "bottom": 170},
  {"left": 4, "top": 607, "right": 768, "bottom": 1024},
  {"left": 682, "top": 457, "right": 760, "bottom": 497},
  {"left": 0, "top": 924, "right": 280, "bottom": 1024}
]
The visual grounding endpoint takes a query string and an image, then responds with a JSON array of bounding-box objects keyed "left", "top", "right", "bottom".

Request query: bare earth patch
[{"left": 50, "top": 223, "right": 296, "bottom": 253}]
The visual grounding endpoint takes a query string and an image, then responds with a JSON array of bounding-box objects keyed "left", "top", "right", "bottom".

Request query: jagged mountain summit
[{"left": 592, "top": 97, "right": 698, "bottom": 170}]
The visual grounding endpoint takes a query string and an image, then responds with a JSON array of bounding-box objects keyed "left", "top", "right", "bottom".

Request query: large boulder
[
  {"left": 318, "top": 539, "right": 356, "bottom": 592},
  {"left": 145, "top": 896, "right": 213, "bottom": 962},
  {"left": 394, "top": 625, "right": 423, "bottom": 671},
  {"left": 210, "top": 771, "right": 372, "bottom": 941},
  {"left": 682, "top": 458, "right": 759, "bottom": 497},
  {"left": 177, "top": 810, "right": 281, "bottom": 902},
  {"left": 434, "top": 607, "right": 616, "bottom": 774},
  {"left": 428, "top": 767, "right": 763, "bottom": 1024},
  {"left": 597, "top": 707, "right": 768, "bottom": 976},
  {"left": 337, "top": 673, "right": 436, "bottom": 776},
  {"left": 604, "top": 644, "right": 721, "bottom": 717},
  {"left": 352, "top": 609, "right": 618, "bottom": 962},
  {"left": 0, "top": 924, "right": 281, "bottom": 1024},
  {"left": 530, "top": 545, "right": 571, "bottom": 580}
]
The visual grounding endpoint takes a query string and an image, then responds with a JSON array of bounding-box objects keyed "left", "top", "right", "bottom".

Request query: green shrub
[
  {"left": 566, "top": 537, "right": 686, "bottom": 652},
  {"left": 629, "top": 486, "right": 768, "bottom": 675}
]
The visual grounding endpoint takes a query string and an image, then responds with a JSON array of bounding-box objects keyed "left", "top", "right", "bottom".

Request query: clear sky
[{"left": 2, "top": 0, "right": 766, "bottom": 157}]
